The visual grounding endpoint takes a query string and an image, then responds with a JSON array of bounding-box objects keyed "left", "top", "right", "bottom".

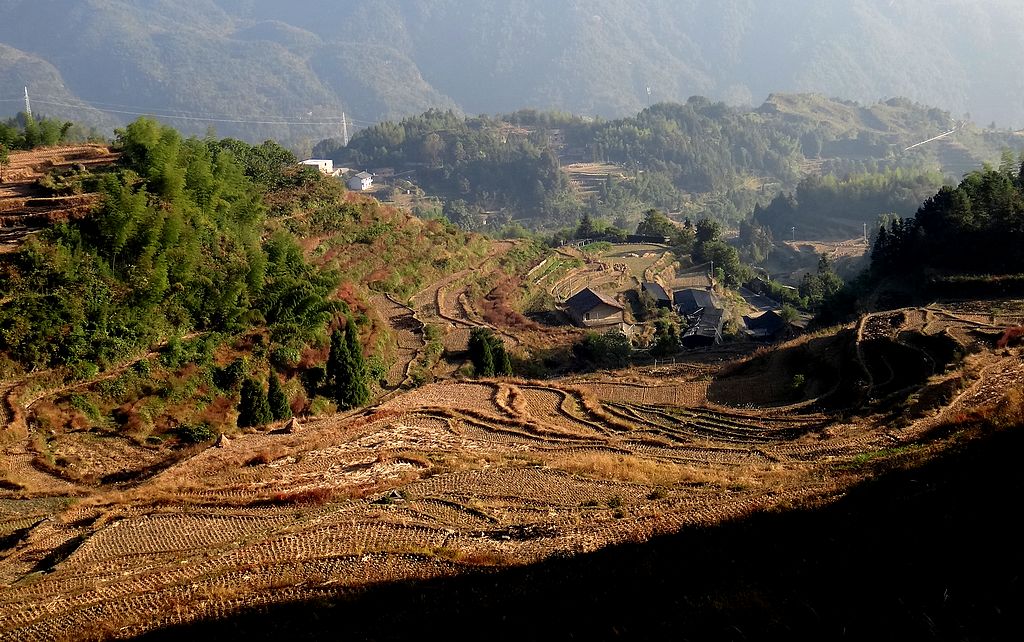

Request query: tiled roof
[{"left": 566, "top": 288, "right": 624, "bottom": 314}]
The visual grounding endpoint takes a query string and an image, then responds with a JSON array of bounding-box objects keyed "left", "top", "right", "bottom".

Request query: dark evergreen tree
[
  {"left": 468, "top": 327, "right": 504, "bottom": 377},
  {"left": 496, "top": 345, "right": 513, "bottom": 377},
  {"left": 267, "top": 372, "right": 292, "bottom": 421},
  {"left": 326, "top": 327, "right": 350, "bottom": 407},
  {"left": 343, "top": 321, "right": 371, "bottom": 408},
  {"left": 478, "top": 338, "right": 496, "bottom": 377},
  {"left": 576, "top": 213, "right": 597, "bottom": 239},
  {"left": 325, "top": 322, "right": 372, "bottom": 410},
  {"left": 237, "top": 377, "right": 272, "bottom": 427}
]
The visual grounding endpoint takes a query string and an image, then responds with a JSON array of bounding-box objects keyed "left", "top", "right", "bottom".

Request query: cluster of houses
[
  {"left": 563, "top": 282, "right": 797, "bottom": 349},
  {"left": 300, "top": 159, "right": 374, "bottom": 191}
]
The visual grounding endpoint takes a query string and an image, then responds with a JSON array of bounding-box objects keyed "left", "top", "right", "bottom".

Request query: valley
[
  {"left": 0, "top": 208, "right": 1021, "bottom": 636},
  {"left": 0, "top": 109, "right": 1022, "bottom": 639}
]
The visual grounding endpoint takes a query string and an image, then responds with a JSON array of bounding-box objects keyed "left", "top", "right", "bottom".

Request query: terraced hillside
[
  {"left": 0, "top": 298, "right": 1021, "bottom": 639},
  {"left": 0, "top": 145, "right": 117, "bottom": 252}
]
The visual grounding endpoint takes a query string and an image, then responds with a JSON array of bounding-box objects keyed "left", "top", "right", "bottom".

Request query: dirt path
[{"left": 371, "top": 293, "right": 425, "bottom": 390}]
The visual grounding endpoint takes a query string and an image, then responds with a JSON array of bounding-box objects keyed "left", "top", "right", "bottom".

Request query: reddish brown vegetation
[
  {"left": 997, "top": 326, "right": 1024, "bottom": 348},
  {"left": 481, "top": 278, "right": 542, "bottom": 331},
  {"left": 200, "top": 396, "right": 236, "bottom": 428}
]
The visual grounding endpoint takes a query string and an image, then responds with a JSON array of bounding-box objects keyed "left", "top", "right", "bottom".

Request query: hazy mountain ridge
[{"left": 1, "top": 0, "right": 1022, "bottom": 144}]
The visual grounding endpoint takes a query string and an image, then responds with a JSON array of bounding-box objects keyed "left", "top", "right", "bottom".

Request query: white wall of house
[
  {"left": 300, "top": 159, "right": 334, "bottom": 175},
  {"left": 574, "top": 303, "right": 625, "bottom": 327},
  {"left": 347, "top": 174, "right": 373, "bottom": 191}
]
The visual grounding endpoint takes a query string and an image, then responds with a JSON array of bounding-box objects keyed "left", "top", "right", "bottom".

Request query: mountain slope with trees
[
  {"left": 2, "top": 1, "right": 1024, "bottom": 146},
  {"left": 328, "top": 97, "right": 1015, "bottom": 233}
]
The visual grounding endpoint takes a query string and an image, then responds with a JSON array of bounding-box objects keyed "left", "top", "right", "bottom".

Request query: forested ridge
[
  {"left": 0, "top": 117, "right": 491, "bottom": 440},
  {"left": 327, "top": 95, "right": 1015, "bottom": 234},
  {"left": 3, "top": 1, "right": 1024, "bottom": 145},
  {"left": 0, "top": 119, "right": 337, "bottom": 373},
  {"left": 871, "top": 163, "right": 1024, "bottom": 277}
]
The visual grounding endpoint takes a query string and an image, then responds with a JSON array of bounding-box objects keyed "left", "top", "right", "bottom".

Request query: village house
[
  {"left": 743, "top": 310, "right": 800, "bottom": 342},
  {"left": 565, "top": 288, "right": 625, "bottom": 327},
  {"left": 673, "top": 288, "right": 718, "bottom": 320},
  {"left": 640, "top": 281, "right": 672, "bottom": 309},
  {"left": 673, "top": 287, "right": 725, "bottom": 348},
  {"left": 681, "top": 308, "right": 725, "bottom": 348},
  {"left": 347, "top": 171, "right": 373, "bottom": 191},
  {"left": 299, "top": 159, "right": 339, "bottom": 176}
]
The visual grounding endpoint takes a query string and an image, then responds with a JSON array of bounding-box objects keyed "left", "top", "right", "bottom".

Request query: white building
[
  {"left": 347, "top": 171, "right": 373, "bottom": 191},
  {"left": 299, "top": 159, "right": 336, "bottom": 175}
]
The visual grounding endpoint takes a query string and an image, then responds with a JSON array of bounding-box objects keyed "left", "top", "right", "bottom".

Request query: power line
[
  {"left": 29, "top": 98, "right": 346, "bottom": 126},
  {"left": 25, "top": 95, "right": 347, "bottom": 120},
  {"left": 2, "top": 92, "right": 383, "bottom": 131}
]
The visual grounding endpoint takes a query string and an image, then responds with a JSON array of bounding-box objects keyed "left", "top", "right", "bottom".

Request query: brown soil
[{"left": 0, "top": 299, "right": 1020, "bottom": 639}]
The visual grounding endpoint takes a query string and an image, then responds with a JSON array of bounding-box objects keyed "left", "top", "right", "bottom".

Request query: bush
[
  {"left": 270, "top": 345, "right": 302, "bottom": 370},
  {"left": 573, "top": 331, "right": 631, "bottom": 369},
  {"left": 177, "top": 423, "right": 216, "bottom": 444},
  {"left": 301, "top": 366, "right": 327, "bottom": 396},
  {"left": 213, "top": 358, "right": 246, "bottom": 392}
]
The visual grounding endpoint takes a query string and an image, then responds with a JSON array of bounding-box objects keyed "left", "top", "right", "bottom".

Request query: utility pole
[
  {"left": 863, "top": 222, "right": 868, "bottom": 244},
  {"left": 791, "top": 226, "right": 796, "bottom": 242},
  {"left": 341, "top": 112, "right": 349, "bottom": 147},
  {"left": 23, "top": 87, "right": 32, "bottom": 119}
]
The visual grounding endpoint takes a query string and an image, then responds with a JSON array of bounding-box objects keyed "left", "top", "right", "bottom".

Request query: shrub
[
  {"left": 237, "top": 377, "right": 273, "bottom": 427},
  {"left": 213, "top": 358, "right": 246, "bottom": 392},
  {"left": 267, "top": 373, "right": 292, "bottom": 421},
  {"left": 177, "top": 423, "right": 216, "bottom": 444},
  {"left": 573, "top": 331, "right": 631, "bottom": 369},
  {"left": 270, "top": 345, "right": 302, "bottom": 370}
]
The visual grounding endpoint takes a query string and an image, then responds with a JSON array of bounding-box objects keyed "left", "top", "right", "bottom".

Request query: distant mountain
[{"left": 1, "top": 0, "right": 1023, "bottom": 146}]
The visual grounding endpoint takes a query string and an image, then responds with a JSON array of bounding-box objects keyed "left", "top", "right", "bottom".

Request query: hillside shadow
[{"left": 135, "top": 425, "right": 1024, "bottom": 642}]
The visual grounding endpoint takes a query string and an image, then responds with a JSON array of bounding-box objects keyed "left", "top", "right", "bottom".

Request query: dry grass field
[{"left": 0, "top": 292, "right": 1022, "bottom": 638}]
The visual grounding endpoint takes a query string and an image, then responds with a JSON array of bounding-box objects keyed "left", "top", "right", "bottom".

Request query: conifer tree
[
  {"left": 237, "top": 377, "right": 272, "bottom": 427},
  {"left": 267, "top": 372, "right": 292, "bottom": 420},
  {"left": 326, "top": 327, "right": 349, "bottom": 404},
  {"left": 478, "top": 339, "right": 495, "bottom": 377},
  {"left": 343, "top": 320, "right": 371, "bottom": 408},
  {"left": 327, "top": 322, "right": 371, "bottom": 410},
  {"left": 496, "top": 345, "right": 513, "bottom": 377},
  {"left": 469, "top": 327, "right": 503, "bottom": 377}
]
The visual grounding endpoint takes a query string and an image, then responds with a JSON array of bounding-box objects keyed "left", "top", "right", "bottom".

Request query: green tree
[
  {"left": 326, "top": 322, "right": 371, "bottom": 410},
  {"left": 695, "top": 218, "right": 721, "bottom": 245},
  {"left": 636, "top": 209, "right": 675, "bottom": 238},
  {"left": 800, "top": 255, "right": 845, "bottom": 308},
  {"left": 496, "top": 345, "right": 513, "bottom": 377},
  {"left": 343, "top": 320, "right": 371, "bottom": 408},
  {"left": 700, "top": 239, "right": 745, "bottom": 286},
  {"left": 237, "top": 377, "right": 272, "bottom": 427},
  {"left": 651, "top": 318, "right": 680, "bottom": 356},
  {"left": 468, "top": 327, "right": 512, "bottom": 377},
  {"left": 267, "top": 372, "right": 292, "bottom": 421},
  {"left": 0, "top": 144, "right": 9, "bottom": 182},
  {"left": 576, "top": 213, "right": 597, "bottom": 239},
  {"left": 468, "top": 327, "right": 496, "bottom": 377},
  {"left": 326, "top": 327, "right": 350, "bottom": 404}
]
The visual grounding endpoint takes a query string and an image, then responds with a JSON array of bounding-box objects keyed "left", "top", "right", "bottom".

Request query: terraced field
[
  {"left": 0, "top": 304, "right": 1021, "bottom": 639},
  {"left": 0, "top": 145, "right": 118, "bottom": 253}
]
